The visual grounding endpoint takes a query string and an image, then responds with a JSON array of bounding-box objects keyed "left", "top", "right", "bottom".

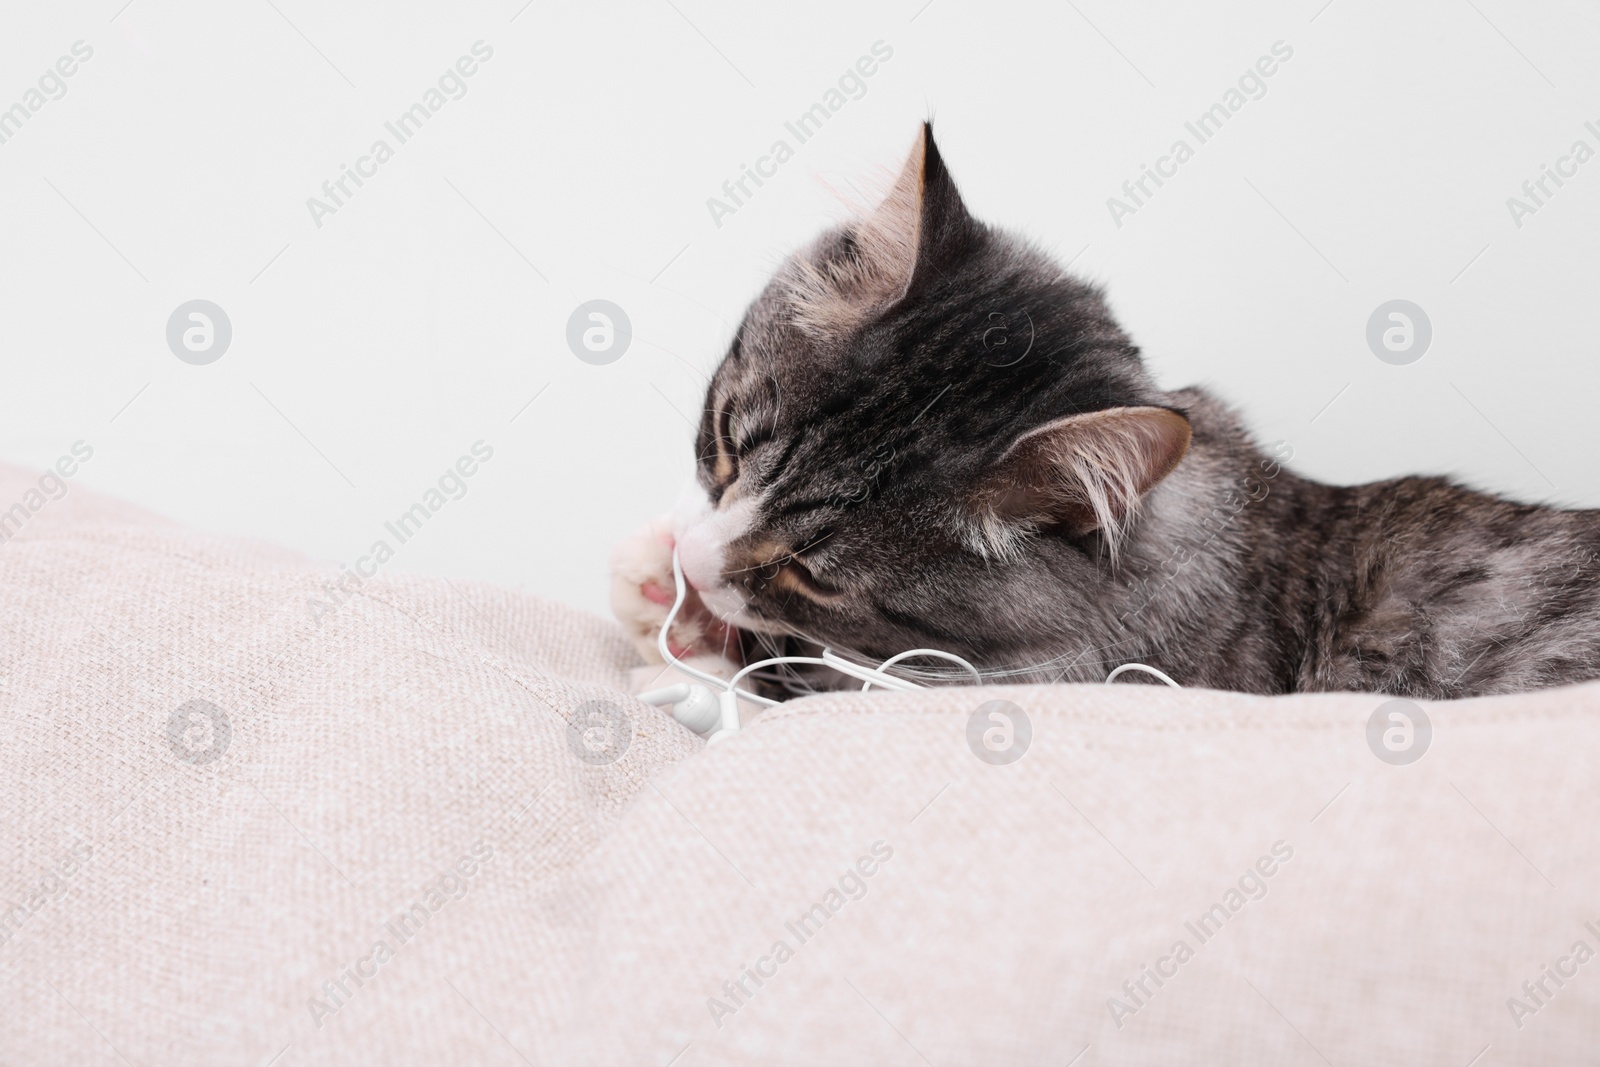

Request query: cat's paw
[{"left": 610, "top": 513, "right": 739, "bottom": 667}]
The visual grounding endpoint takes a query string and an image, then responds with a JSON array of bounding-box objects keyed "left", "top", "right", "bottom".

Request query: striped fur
[{"left": 681, "top": 123, "right": 1600, "bottom": 698}]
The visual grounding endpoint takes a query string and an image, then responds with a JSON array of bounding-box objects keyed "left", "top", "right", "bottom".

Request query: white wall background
[{"left": 3, "top": 0, "right": 1597, "bottom": 618}]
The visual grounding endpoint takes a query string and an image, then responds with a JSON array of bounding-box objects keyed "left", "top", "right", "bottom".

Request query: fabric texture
[{"left": 0, "top": 462, "right": 1595, "bottom": 1066}]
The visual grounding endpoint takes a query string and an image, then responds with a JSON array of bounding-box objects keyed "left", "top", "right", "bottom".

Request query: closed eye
[
  {"left": 710, "top": 406, "right": 777, "bottom": 487},
  {"left": 710, "top": 404, "right": 737, "bottom": 487},
  {"left": 741, "top": 533, "right": 844, "bottom": 601},
  {"left": 778, "top": 529, "right": 841, "bottom": 597},
  {"left": 767, "top": 554, "right": 843, "bottom": 599},
  {"left": 733, "top": 422, "right": 774, "bottom": 457}
]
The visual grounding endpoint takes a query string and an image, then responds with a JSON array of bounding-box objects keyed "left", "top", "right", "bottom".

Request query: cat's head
[{"left": 675, "top": 124, "right": 1192, "bottom": 668}]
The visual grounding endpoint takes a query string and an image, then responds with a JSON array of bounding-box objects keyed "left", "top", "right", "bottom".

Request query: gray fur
[{"left": 695, "top": 124, "right": 1600, "bottom": 698}]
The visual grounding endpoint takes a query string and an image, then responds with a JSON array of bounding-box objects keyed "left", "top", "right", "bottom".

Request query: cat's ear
[
  {"left": 969, "top": 406, "right": 1192, "bottom": 560},
  {"left": 786, "top": 123, "right": 979, "bottom": 335},
  {"left": 866, "top": 121, "right": 981, "bottom": 301}
]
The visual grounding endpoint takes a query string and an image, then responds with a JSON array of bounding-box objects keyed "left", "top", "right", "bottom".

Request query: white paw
[{"left": 610, "top": 513, "right": 740, "bottom": 667}]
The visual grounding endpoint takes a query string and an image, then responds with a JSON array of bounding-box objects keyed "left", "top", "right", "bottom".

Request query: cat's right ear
[{"left": 967, "top": 406, "right": 1192, "bottom": 562}]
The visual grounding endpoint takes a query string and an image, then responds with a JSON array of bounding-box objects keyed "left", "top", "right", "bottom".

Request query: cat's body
[
  {"left": 1041, "top": 387, "right": 1600, "bottom": 697},
  {"left": 613, "top": 124, "right": 1600, "bottom": 699}
]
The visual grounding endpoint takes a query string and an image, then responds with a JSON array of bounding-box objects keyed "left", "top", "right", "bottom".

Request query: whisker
[{"left": 793, "top": 528, "right": 835, "bottom": 556}]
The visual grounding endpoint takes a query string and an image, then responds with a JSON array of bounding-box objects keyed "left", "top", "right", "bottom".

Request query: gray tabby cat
[{"left": 621, "top": 123, "right": 1600, "bottom": 699}]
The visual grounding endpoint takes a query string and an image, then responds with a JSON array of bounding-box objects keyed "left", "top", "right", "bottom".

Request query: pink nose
[{"left": 675, "top": 524, "right": 721, "bottom": 593}]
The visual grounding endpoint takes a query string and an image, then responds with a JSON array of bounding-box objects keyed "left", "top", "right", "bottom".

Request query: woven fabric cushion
[{"left": 0, "top": 463, "right": 1594, "bottom": 1065}]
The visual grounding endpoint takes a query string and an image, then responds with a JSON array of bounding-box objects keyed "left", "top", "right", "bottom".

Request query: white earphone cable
[
  {"left": 854, "top": 648, "right": 983, "bottom": 690},
  {"left": 1104, "top": 662, "right": 1182, "bottom": 688},
  {"left": 652, "top": 547, "right": 1181, "bottom": 736},
  {"left": 659, "top": 547, "right": 781, "bottom": 708}
]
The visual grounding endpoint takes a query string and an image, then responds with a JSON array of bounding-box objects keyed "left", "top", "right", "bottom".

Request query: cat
[{"left": 613, "top": 123, "right": 1600, "bottom": 701}]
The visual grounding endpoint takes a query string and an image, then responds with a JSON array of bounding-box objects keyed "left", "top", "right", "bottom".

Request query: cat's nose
[{"left": 676, "top": 524, "right": 719, "bottom": 592}]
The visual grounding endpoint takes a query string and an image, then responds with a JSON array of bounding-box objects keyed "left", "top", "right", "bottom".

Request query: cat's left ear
[
  {"left": 969, "top": 406, "right": 1192, "bottom": 558},
  {"left": 787, "top": 123, "right": 979, "bottom": 336},
  {"left": 888, "top": 121, "right": 982, "bottom": 300},
  {"left": 859, "top": 122, "right": 982, "bottom": 305}
]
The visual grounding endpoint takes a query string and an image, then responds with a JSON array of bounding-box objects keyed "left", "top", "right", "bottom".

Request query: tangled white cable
[
  {"left": 635, "top": 549, "right": 981, "bottom": 744},
  {"left": 636, "top": 548, "right": 1180, "bottom": 744}
]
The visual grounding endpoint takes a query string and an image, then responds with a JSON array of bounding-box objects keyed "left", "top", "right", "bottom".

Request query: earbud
[
  {"left": 637, "top": 683, "right": 722, "bottom": 735},
  {"left": 704, "top": 689, "right": 741, "bottom": 745}
]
